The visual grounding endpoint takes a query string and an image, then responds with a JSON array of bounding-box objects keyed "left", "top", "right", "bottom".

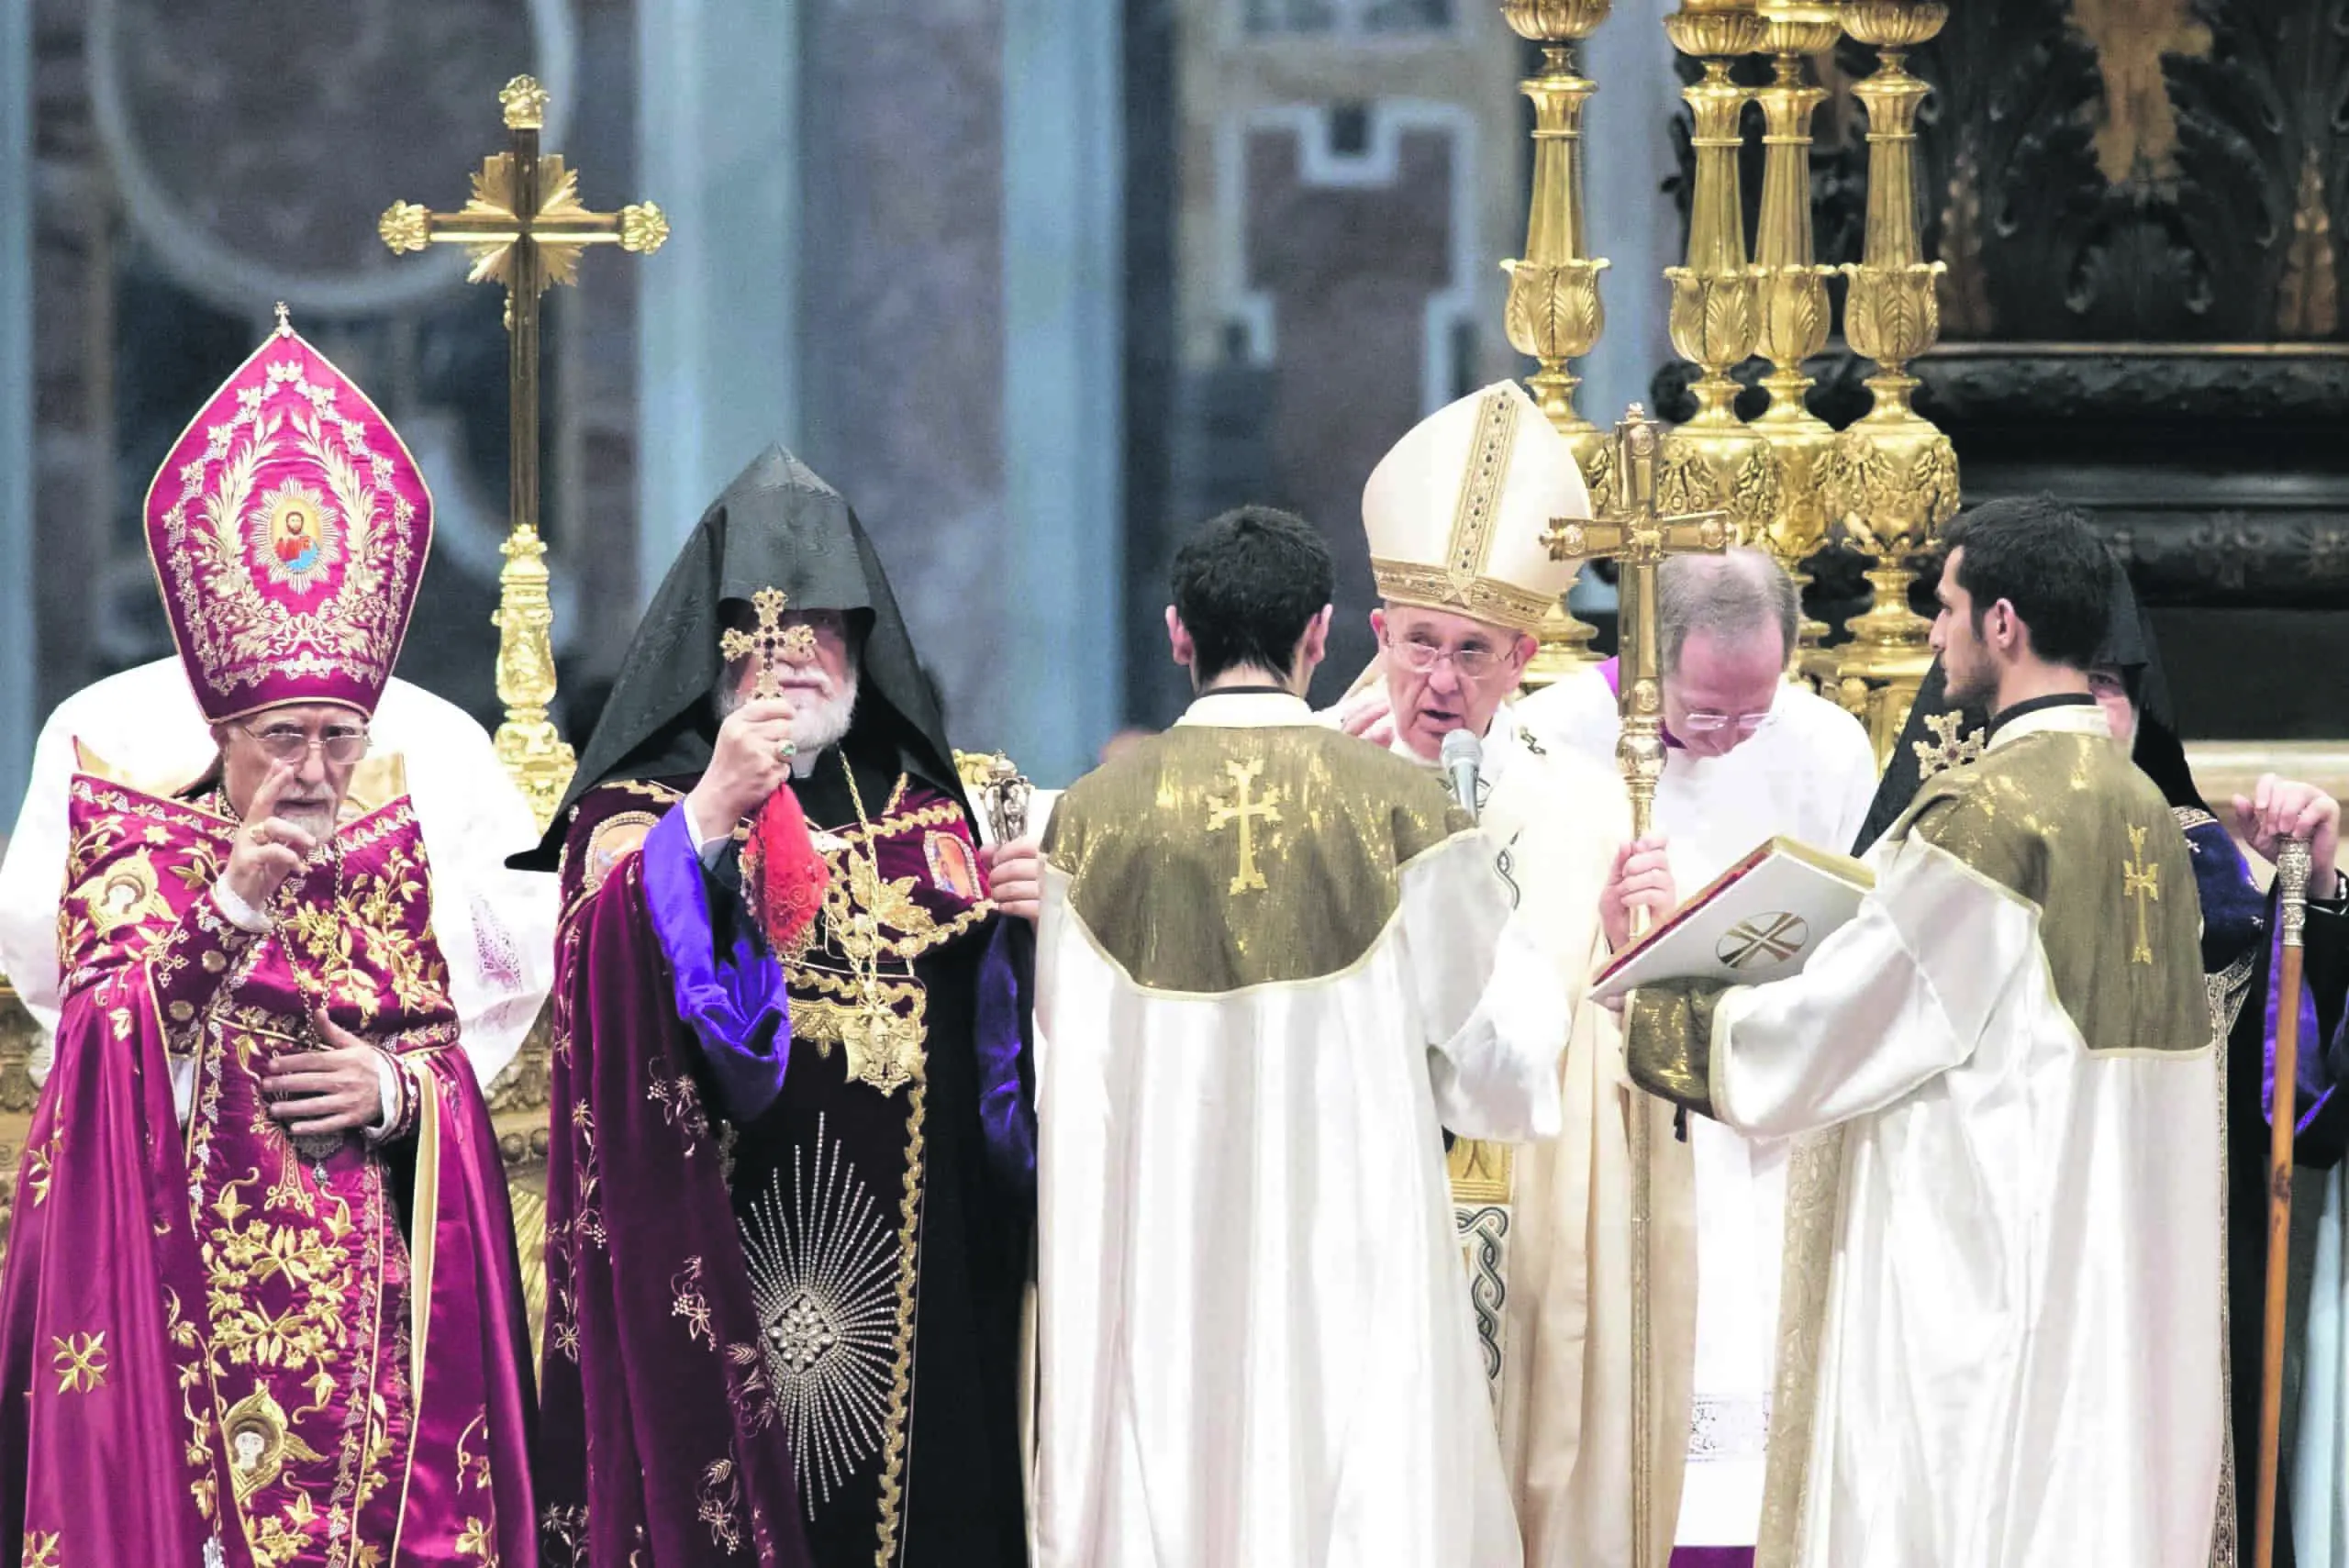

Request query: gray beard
[{"left": 716, "top": 665, "right": 862, "bottom": 759}]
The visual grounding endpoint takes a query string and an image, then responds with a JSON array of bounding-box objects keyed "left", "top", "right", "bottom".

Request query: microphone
[{"left": 1440, "top": 728, "right": 1483, "bottom": 821}]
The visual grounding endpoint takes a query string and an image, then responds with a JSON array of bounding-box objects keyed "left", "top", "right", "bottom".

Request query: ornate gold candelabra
[
  {"left": 1824, "top": 1, "right": 1960, "bottom": 762},
  {"left": 1502, "top": 0, "right": 1616, "bottom": 689},
  {"left": 1658, "top": 0, "right": 1780, "bottom": 553},
  {"left": 1748, "top": 1, "right": 1844, "bottom": 684}
]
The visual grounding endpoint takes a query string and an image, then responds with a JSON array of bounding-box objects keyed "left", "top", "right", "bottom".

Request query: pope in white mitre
[{"left": 1343, "top": 380, "right": 1695, "bottom": 1565}]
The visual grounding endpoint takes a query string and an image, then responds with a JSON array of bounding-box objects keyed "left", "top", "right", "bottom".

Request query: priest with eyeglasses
[{"left": 0, "top": 317, "right": 537, "bottom": 1568}]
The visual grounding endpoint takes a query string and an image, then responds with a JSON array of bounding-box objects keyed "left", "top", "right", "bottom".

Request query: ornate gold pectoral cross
[
  {"left": 2123, "top": 824, "right": 2161, "bottom": 965},
  {"left": 1206, "top": 757, "right": 1284, "bottom": 895}
]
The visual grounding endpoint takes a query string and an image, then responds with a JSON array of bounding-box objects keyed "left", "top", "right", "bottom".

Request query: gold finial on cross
[
  {"left": 720, "top": 586, "right": 819, "bottom": 701},
  {"left": 1543, "top": 404, "right": 1731, "bottom": 855},
  {"left": 378, "top": 73, "right": 669, "bottom": 832},
  {"left": 2123, "top": 824, "right": 2161, "bottom": 965},
  {"left": 1206, "top": 757, "right": 1284, "bottom": 895}
]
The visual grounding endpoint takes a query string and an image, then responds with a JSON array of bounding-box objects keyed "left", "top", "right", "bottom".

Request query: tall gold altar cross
[
  {"left": 1543, "top": 404, "right": 1731, "bottom": 847},
  {"left": 719, "top": 587, "right": 818, "bottom": 702},
  {"left": 379, "top": 74, "right": 670, "bottom": 829},
  {"left": 1206, "top": 758, "right": 1284, "bottom": 895},
  {"left": 2123, "top": 824, "right": 2161, "bottom": 965}
]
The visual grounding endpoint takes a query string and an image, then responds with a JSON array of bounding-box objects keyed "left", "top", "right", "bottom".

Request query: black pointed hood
[{"left": 517, "top": 444, "right": 964, "bottom": 868}]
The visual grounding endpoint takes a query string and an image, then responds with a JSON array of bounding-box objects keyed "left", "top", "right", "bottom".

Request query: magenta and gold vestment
[{"left": 0, "top": 315, "right": 537, "bottom": 1568}]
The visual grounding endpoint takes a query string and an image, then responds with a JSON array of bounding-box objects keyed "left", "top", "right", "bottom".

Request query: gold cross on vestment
[
  {"left": 1206, "top": 757, "right": 1284, "bottom": 895},
  {"left": 378, "top": 74, "right": 670, "bottom": 831},
  {"left": 2123, "top": 824, "right": 2161, "bottom": 965},
  {"left": 1543, "top": 404, "right": 1731, "bottom": 852},
  {"left": 719, "top": 586, "right": 818, "bottom": 701}
]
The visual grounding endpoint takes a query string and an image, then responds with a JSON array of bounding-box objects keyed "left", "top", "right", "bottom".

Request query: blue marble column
[
  {"left": 1001, "top": 0, "right": 1124, "bottom": 784},
  {"left": 0, "top": 0, "right": 32, "bottom": 823},
  {"left": 1578, "top": 0, "right": 1680, "bottom": 428},
  {"left": 635, "top": 0, "right": 800, "bottom": 591}
]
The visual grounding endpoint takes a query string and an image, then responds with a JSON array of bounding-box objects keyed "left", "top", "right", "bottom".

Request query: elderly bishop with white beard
[{"left": 528, "top": 447, "right": 1036, "bottom": 1568}]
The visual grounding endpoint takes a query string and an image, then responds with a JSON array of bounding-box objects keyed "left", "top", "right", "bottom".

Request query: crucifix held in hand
[
  {"left": 720, "top": 587, "right": 819, "bottom": 702},
  {"left": 1543, "top": 404, "right": 1731, "bottom": 857},
  {"left": 378, "top": 74, "right": 669, "bottom": 830}
]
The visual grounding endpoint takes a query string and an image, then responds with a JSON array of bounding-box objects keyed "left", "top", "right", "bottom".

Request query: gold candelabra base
[{"left": 1833, "top": 562, "right": 1935, "bottom": 761}]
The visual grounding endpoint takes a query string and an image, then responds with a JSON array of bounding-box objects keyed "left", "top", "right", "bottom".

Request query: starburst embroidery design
[{"left": 740, "top": 1116, "right": 898, "bottom": 1517}]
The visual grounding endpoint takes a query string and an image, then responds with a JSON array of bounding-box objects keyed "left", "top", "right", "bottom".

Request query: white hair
[{"left": 1658, "top": 548, "right": 1799, "bottom": 674}]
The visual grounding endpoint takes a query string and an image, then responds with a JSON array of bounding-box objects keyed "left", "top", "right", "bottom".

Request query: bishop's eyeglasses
[
  {"left": 233, "top": 720, "right": 373, "bottom": 765},
  {"left": 1384, "top": 630, "right": 1502, "bottom": 680}
]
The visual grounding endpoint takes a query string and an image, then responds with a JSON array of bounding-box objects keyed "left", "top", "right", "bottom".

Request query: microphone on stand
[{"left": 1440, "top": 728, "right": 1483, "bottom": 822}]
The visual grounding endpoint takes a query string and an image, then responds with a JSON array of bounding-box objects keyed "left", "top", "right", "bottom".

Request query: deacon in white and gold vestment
[
  {"left": 1032, "top": 688, "right": 1558, "bottom": 1567},
  {"left": 1624, "top": 699, "right": 2222, "bottom": 1568},
  {"left": 1350, "top": 381, "right": 1696, "bottom": 1567}
]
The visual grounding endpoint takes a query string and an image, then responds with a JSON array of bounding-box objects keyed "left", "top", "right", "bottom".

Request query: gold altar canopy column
[
  {"left": 1658, "top": 0, "right": 1781, "bottom": 553},
  {"left": 1821, "top": 3, "right": 1960, "bottom": 762},
  {"left": 1502, "top": 0, "right": 1616, "bottom": 689},
  {"left": 380, "top": 74, "right": 669, "bottom": 828},
  {"left": 1748, "top": 2, "right": 1846, "bottom": 684}
]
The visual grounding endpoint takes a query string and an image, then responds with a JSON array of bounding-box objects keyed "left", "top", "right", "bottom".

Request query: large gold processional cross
[
  {"left": 1541, "top": 400, "right": 1727, "bottom": 1564},
  {"left": 379, "top": 74, "right": 669, "bottom": 828},
  {"left": 1544, "top": 404, "right": 1731, "bottom": 844}
]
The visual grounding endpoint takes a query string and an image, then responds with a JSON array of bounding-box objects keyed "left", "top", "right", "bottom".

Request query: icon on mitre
[{"left": 253, "top": 478, "right": 341, "bottom": 593}]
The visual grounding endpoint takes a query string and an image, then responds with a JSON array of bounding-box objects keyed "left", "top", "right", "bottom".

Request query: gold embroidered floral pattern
[
  {"left": 51, "top": 1330, "right": 107, "bottom": 1394},
  {"left": 22, "top": 1530, "right": 60, "bottom": 1568}
]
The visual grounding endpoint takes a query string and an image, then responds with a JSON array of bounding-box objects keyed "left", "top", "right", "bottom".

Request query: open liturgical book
[{"left": 1590, "top": 837, "right": 1875, "bottom": 1003}]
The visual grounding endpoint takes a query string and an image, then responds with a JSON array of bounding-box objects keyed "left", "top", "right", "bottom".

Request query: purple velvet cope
[
  {"left": 1670, "top": 1549, "right": 1757, "bottom": 1567},
  {"left": 1599, "top": 656, "right": 1687, "bottom": 750},
  {"left": 639, "top": 802, "right": 1035, "bottom": 1181}
]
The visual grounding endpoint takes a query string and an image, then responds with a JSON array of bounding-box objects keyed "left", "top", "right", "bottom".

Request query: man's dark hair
[
  {"left": 1940, "top": 494, "right": 2115, "bottom": 670},
  {"left": 1170, "top": 506, "right": 1335, "bottom": 683}
]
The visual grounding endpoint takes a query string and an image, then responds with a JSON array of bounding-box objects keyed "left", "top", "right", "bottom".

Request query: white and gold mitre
[{"left": 1362, "top": 379, "right": 1588, "bottom": 636}]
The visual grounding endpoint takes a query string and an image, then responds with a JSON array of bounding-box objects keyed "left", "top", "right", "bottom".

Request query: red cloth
[{"left": 741, "top": 784, "right": 831, "bottom": 951}]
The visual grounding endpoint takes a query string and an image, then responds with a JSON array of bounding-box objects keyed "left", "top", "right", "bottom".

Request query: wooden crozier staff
[{"left": 2257, "top": 837, "right": 2318, "bottom": 1568}]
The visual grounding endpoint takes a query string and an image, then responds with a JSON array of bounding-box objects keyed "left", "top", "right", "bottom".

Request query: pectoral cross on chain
[
  {"left": 1543, "top": 404, "right": 1731, "bottom": 846},
  {"left": 1206, "top": 757, "right": 1284, "bottom": 895},
  {"left": 2123, "top": 824, "right": 2161, "bottom": 965},
  {"left": 719, "top": 586, "right": 818, "bottom": 700}
]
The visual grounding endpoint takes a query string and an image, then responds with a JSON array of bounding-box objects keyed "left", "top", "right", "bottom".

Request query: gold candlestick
[
  {"left": 1657, "top": 0, "right": 1779, "bottom": 562},
  {"left": 1748, "top": 1, "right": 1843, "bottom": 684},
  {"left": 1503, "top": 0, "right": 1616, "bottom": 690},
  {"left": 1823, "top": 0, "right": 1959, "bottom": 762}
]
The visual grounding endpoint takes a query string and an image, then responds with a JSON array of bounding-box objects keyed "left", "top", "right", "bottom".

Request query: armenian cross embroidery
[
  {"left": 1206, "top": 757, "right": 1283, "bottom": 895},
  {"left": 720, "top": 586, "right": 818, "bottom": 700},
  {"left": 2123, "top": 823, "right": 2161, "bottom": 965}
]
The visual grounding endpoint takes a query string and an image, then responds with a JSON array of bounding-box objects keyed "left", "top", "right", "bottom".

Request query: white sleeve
[
  {"left": 1705, "top": 836, "right": 2036, "bottom": 1140},
  {"left": 1401, "top": 832, "right": 1567, "bottom": 1142},
  {"left": 171, "top": 1056, "right": 195, "bottom": 1129}
]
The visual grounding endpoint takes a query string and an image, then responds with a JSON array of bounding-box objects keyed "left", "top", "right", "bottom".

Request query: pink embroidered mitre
[{"left": 142, "top": 309, "right": 432, "bottom": 720}]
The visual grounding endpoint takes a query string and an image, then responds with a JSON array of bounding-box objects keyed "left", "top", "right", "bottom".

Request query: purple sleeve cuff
[
  {"left": 974, "top": 919, "right": 1036, "bottom": 1187},
  {"left": 641, "top": 804, "right": 794, "bottom": 1124}
]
